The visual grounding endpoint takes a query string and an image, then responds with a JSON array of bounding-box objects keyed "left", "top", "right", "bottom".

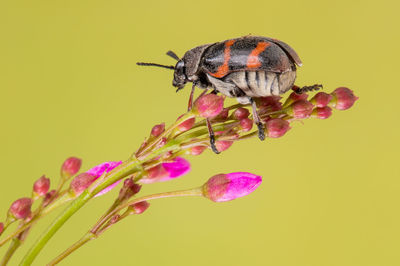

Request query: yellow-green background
[{"left": 0, "top": 0, "right": 398, "bottom": 265}]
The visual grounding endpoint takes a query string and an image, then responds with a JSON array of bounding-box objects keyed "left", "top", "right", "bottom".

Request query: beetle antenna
[
  {"left": 136, "top": 62, "right": 175, "bottom": 70},
  {"left": 166, "top": 50, "right": 180, "bottom": 61}
]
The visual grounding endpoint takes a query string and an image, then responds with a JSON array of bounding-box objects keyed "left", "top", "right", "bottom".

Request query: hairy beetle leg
[
  {"left": 294, "top": 84, "right": 323, "bottom": 94},
  {"left": 206, "top": 118, "right": 220, "bottom": 154},
  {"left": 249, "top": 97, "right": 265, "bottom": 141}
]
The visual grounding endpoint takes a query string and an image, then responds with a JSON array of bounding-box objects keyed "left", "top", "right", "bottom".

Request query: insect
[{"left": 137, "top": 36, "right": 321, "bottom": 153}]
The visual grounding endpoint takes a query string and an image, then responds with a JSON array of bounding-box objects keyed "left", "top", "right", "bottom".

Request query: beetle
[{"left": 137, "top": 36, "right": 321, "bottom": 153}]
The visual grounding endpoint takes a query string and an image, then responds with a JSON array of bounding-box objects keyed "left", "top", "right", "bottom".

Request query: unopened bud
[
  {"left": 283, "top": 91, "right": 308, "bottom": 107},
  {"left": 312, "top": 106, "right": 332, "bottom": 119},
  {"left": 213, "top": 108, "right": 229, "bottom": 120},
  {"left": 330, "top": 87, "right": 358, "bottom": 110},
  {"left": 9, "top": 198, "right": 33, "bottom": 220},
  {"left": 118, "top": 178, "right": 141, "bottom": 201},
  {"left": 202, "top": 172, "right": 262, "bottom": 202},
  {"left": 266, "top": 118, "right": 290, "bottom": 138},
  {"left": 286, "top": 100, "right": 314, "bottom": 118},
  {"left": 239, "top": 118, "right": 253, "bottom": 132},
  {"left": 232, "top": 107, "right": 250, "bottom": 120},
  {"left": 256, "top": 96, "right": 282, "bottom": 111},
  {"left": 33, "top": 175, "right": 50, "bottom": 197},
  {"left": 177, "top": 116, "right": 195, "bottom": 132},
  {"left": 188, "top": 146, "right": 207, "bottom": 156},
  {"left": 151, "top": 123, "right": 165, "bottom": 137},
  {"left": 215, "top": 140, "right": 233, "bottom": 152},
  {"left": 0, "top": 222, "right": 3, "bottom": 235},
  {"left": 61, "top": 157, "right": 82, "bottom": 179},
  {"left": 310, "top": 92, "right": 333, "bottom": 108},
  {"left": 131, "top": 201, "right": 150, "bottom": 214},
  {"left": 69, "top": 173, "right": 96, "bottom": 195},
  {"left": 193, "top": 94, "right": 224, "bottom": 118}
]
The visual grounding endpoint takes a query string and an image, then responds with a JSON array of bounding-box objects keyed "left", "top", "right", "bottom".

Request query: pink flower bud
[
  {"left": 310, "top": 92, "right": 333, "bottom": 108},
  {"left": 70, "top": 173, "right": 97, "bottom": 195},
  {"left": 33, "top": 175, "right": 50, "bottom": 197},
  {"left": 70, "top": 161, "right": 123, "bottom": 196},
  {"left": 239, "top": 118, "right": 253, "bottom": 132},
  {"left": 330, "top": 87, "right": 358, "bottom": 110},
  {"left": 266, "top": 118, "right": 290, "bottom": 138},
  {"left": 61, "top": 157, "right": 82, "bottom": 178},
  {"left": 177, "top": 116, "right": 195, "bottom": 132},
  {"left": 9, "top": 198, "right": 33, "bottom": 219},
  {"left": 0, "top": 222, "right": 4, "bottom": 235},
  {"left": 118, "top": 178, "right": 141, "bottom": 201},
  {"left": 256, "top": 96, "right": 282, "bottom": 111},
  {"left": 287, "top": 100, "right": 314, "bottom": 118},
  {"left": 141, "top": 157, "right": 190, "bottom": 184},
  {"left": 131, "top": 201, "right": 150, "bottom": 214},
  {"left": 151, "top": 123, "right": 165, "bottom": 137},
  {"left": 193, "top": 94, "right": 224, "bottom": 118},
  {"left": 188, "top": 146, "right": 207, "bottom": 156},
  {"left": 213, "top": 108, "right": 229, "bottom": 120},
  {"left": 312, "top": 106, "right": 332, "bottom": 119},
  {"left": 202, "top": 172, "right": 262, "bottom": 202},
  {"left": 232, "top": 107, "right": 250, "bottom": 120},
  {"left": 215, "top": 140, "right": 233, "bottom": 152}
]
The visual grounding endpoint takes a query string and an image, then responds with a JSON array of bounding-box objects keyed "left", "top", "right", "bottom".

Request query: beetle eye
[{"left": 175, "top": 60, "right": 185, "bottom": 75}]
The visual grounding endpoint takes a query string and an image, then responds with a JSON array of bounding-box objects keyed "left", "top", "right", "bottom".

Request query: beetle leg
[
  {"left": 249, "top": 97, "right": 265, "bottom": 141},
  {"left": 187, "top": 83, "right": 196, "bottom": 111},
  {"left": 293, "top": 84, "right": 323, "bottom": 94},
  {"left": 206, "top": 118, "right": 220, "bottom": 154}
]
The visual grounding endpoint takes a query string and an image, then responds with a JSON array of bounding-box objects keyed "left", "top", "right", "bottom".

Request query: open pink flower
[
  {"left": 202, "top": 172, "right": 262, "bottom": 202},
  {"left": 70, "top": 161, "right": 123, "bottom": 196},
  {"left": 140, "top": 157, "right": 191, "bottom": 184}
]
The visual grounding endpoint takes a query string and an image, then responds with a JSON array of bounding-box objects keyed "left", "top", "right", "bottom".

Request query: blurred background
[{"left": 0, "top": 0, "right": 399, "bottom": 265}]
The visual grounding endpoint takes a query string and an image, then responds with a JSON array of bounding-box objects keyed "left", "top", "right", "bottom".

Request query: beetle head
[{"left": 172, "top": 60, "right": 187, "bottom": 91}]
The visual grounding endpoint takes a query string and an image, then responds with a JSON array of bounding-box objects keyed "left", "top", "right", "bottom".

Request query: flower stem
[
  {"left": 1, "top": 238, "right": 21, "bottom": 265},
  {"left": 19, "top": 159, "right": 142, "bottom": 265},
  {"left": 47, "top": 187, "right": 203, "bottom": 265}
]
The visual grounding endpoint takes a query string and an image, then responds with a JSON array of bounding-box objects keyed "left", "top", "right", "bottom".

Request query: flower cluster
[{"left": 0, "top": 85, "right": 357, "bottom": 265}]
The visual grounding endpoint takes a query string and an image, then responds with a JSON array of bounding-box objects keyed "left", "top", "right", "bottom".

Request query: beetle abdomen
[
  {"left": 222, "top": 70, "right": 296, "bottom": 97},
  {"left": 201, "top": 36, "right": 297, "bottom": 79}
]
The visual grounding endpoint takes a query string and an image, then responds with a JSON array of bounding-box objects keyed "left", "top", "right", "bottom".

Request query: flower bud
[
  {"left": 141, "top": 157, "right": 191, "bottom": 184},
  {"left": 312, "top": 106, "right": 332, "bottom": 119},
  {"left": 286, "top": 100, "right": 314, "bottom": 118},
  {"left": 131, "top": 201, "right": 150, "bottom": 214},
  {"left": 176, "top": 116, "right": 195, "bottom": 133},
  {"left": 8, "top": 198, "right": 33, "bottom": 219},
  {"left": 239, "top": 118, "right": 253, "bottom": 132},
  {"left": 151, "top": 123, "right": 165, "bottom": 137},
  {"left": 232, "top": 107, "right": 250, "bottom": 120},
  {"left": 283, "top": 91, "right": 309, "bottom": 107},
  {"left": 213, "top": 108, "right": 229, "bottom": 120},
  {"left": 330, "top": 87, "right": 358, "bottom": 110},
  {"left": 266, "top": 118, "right": 290, "bottom": 138},
  {"left": 193, "top": 94, "right": 224, "bottom": 118},
  {"left": 202, "top": 172, "right": 262, "bottom": 202},
  {"left": 33, "top": 175, "right": 50, "bottom": 197},
  {"left": 310, "top": 92, "right": 333, "bottom": 107},
  {"left": 215, "top": 140, "right": 233, "bottom": 152},
  {"left": 70, "top": 173, "right": 97, "bottom": 195},
  {"left": 187, "top": 145, "right": 207, "bottom": 156},
  {"left": 255, "top": 96, "right": 282, "bottom": 111},
  {"left": 118, "top": 178, "right": 141, "bottom": 201},
  {"left": 0, "top": 222, "right": 4, "bottom": 235},
  {"left": 61, "top": 157, "right": 82, "bottom": 179}
]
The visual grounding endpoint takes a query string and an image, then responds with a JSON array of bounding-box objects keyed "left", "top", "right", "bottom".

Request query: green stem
[
  {"left": 19, "top": 159, "right": 142, "bottom": 265},
  {"left": 1, "top": 238, "right": 21, "bottom": 266},
  {"left": 48, "top": 187, "right": 203, "bottom": 265}
]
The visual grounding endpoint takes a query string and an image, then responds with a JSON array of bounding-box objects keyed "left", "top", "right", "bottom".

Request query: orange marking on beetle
[
  {"left": 246, "top": 42, "right": 270, "bottom": 69},
  {"left": 210, "top": 40, "right": 235, "bottom": 78}
]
